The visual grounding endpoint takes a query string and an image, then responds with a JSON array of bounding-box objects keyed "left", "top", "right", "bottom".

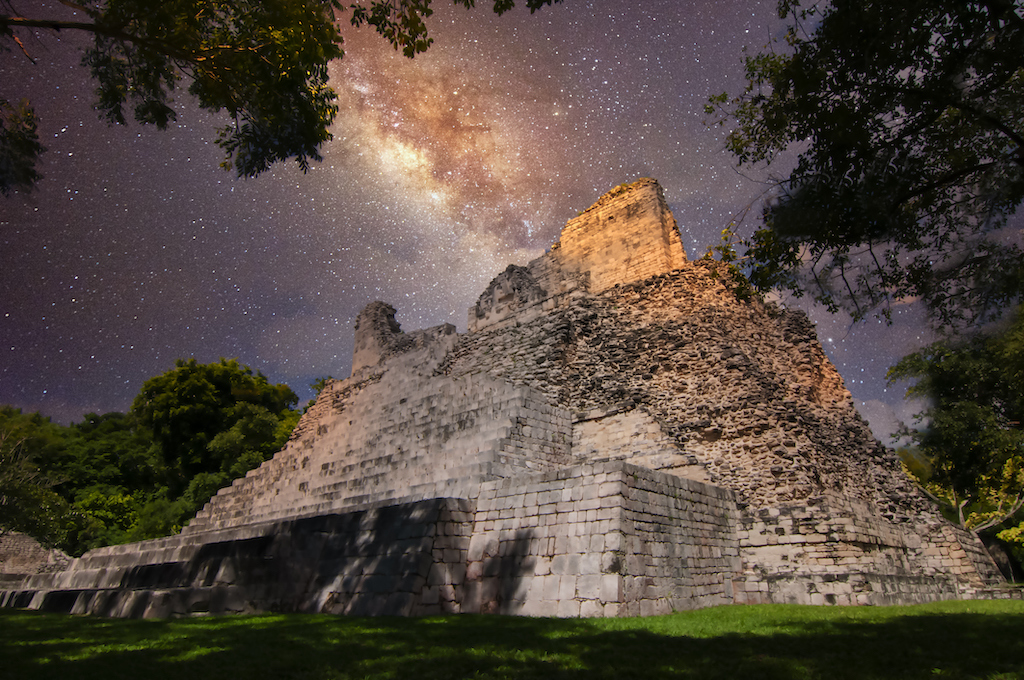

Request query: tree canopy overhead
[
  {"left": 711, "top": 0, "right": 1024, "bottom": 330},
  {"left": 0, "top": 0, "right": 561, "bottom": 193}
]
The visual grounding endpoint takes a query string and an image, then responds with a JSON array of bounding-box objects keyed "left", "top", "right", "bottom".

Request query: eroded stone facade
[
  {"left": 0, "top": 533, "right": 70, "bottom": 589},
  {"left": 2, "top": 178, "right": 1010, "bottom": 618}
]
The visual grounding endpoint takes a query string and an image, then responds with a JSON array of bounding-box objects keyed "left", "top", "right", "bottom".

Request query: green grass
[{"left": 2, "top": 600, "right": 1023, "bottom": 680}]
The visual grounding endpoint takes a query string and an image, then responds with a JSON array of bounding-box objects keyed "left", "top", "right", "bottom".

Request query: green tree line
[{"left": 0, "top": 358, "right": 302, "bottom": 556}]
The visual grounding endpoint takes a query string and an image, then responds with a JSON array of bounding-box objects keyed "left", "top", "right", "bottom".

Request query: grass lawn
[{"left": 2, "top": 599, "right": 1023, "bottom": 680}]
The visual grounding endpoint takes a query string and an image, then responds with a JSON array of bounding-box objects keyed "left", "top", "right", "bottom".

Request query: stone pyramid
[{"left": 2, "top": 179, "right": 1004, "bottom": 618}]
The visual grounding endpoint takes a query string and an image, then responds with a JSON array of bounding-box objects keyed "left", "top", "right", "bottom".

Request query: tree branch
[
  {"left": 1, "top": 15, "right": 192, "bottom": 59},
  {"left": 895, "top": 161, "right": 999, "bottom": 206},
  {"left": 972, "top": 492, "right": 1024, "bottom": 532},
  {"left": 1, "top": 15, "right": 277, "bottom": 70},
  {"left": 945, "top": 100, "right": 1024, "bottom": 163},
  {"left": 2, "top": 16, "right": 114, "bottom": 33},
  {"left": 11, "top": 33, "right": 34, "bottom": 62}
]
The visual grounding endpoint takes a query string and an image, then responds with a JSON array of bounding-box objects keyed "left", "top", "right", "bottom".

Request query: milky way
[{"left": 1, "top": 0, "right": 937, "bottom": 437}]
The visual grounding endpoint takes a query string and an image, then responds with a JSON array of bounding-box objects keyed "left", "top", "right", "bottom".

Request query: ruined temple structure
[{"left": 2, "top": 178, "right": 1008, "bottom": 618}]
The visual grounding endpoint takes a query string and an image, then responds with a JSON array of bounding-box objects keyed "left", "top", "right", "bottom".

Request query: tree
[
  {"left": 0, "top": 360, "right": 301, "bottom": 552},
  {"left": 177, "top": 399, "right": 300, "bottom": 518},
  {"left": 49, "top": 412, "right": 159, "bottom": 553},
  {"left": 130, "top": 358, "right": 298, "bottom": 486},
  {"left": 0, "top": 98, "right": 43, "bottom": 196},
  {"left": 126, "top": 358, "right": 301, "bottom": 535},
  {"left": 68, "top": 488, "right": 140, "bottom": 550},
  {"left": 709, "top": 0, "right": 1024, "bottom": 330},
  {"left": 0, "top": 0, "right": 561, "bottom": 192},
  {"left": 302, "top": 375, "right": 336, "bottom": 413},
  {"left": 49, "top": 412, "right": 159, "bottom": 496},
  {"left": 888, "top": 305, "right": 1024, "bottom": 543},
  {"left": 0, "top": 412, "right": 72, "bottom": 546},
  {"left": 309, "top": 376, "right": 336, "bottom": 396},
  {"left": 0, "top": 406, "right": 158, "bottom": 552}
]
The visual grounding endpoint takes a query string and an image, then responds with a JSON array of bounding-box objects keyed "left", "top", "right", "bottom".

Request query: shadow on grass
[{"left": 2, "top": 602, "right": 1023, "bottom": 680}]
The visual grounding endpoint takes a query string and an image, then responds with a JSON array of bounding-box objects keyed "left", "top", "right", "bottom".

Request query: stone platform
[{"left": 5, "top": 462, "right": 742, "bottom": 618}]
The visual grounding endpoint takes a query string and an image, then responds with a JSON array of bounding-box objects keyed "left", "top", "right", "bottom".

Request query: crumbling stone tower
[{"left": 2, "top": 179, "right": 1005, "bottom": 618}]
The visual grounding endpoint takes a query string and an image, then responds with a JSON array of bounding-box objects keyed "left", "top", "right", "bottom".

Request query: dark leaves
[
  {"left": 715, "top": 0, "right": 1024, "bottom": 330},
  {"left": 2, "top": 0, "right": 560, "bottom": 183},
  {"left": 0, "top": 98, "right": 45, "bottom": 195}
]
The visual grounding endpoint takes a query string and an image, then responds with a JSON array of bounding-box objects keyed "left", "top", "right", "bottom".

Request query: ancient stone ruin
[
  {"left": 0, "top": 533, "right": 70, "bottom": 590},
  {"left": 1, "top": 178, "right": 1007, "bottom": 618}
]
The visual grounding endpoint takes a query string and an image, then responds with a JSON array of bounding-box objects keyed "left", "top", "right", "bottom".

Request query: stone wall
[
  {"left": 461, "top": 462, "right": 739, "bottom": 617},
  {"left": 12, "top": 453, "right": 985, "bottom": 619},
  {"left": 5, "top": 499, "right": 472, "bottom": 618},
  {"left": 0, "top": 533, "right": 70, "bottom": 587},
  {"left": 572, "top": 405, "right": 708, "bottom": 482},
  {"left": 618, "top": 465, "right": 739, "bottom": 615},
  {"left": 3, "top": 462, "right": 744, "bottom": 618},
  {"left": 351, "top": 301, "right": 458, "bottom": 375},
  {"left": 556, "top": 178, "right": 687, "bottom": 294}
]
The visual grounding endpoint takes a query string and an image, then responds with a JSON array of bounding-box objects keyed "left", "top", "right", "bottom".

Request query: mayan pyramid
[{"left": 2, "top": 178, "right": 1003, "bottom": 618}]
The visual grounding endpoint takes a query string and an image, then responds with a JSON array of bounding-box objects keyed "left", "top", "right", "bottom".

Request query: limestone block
[
  {"left": 576, "top": 574, "right": 601, "bottom": 600},
  {"left": 601, "top": 574, "right": 622, "bottom": 603},
  {"left": 558, "top": 576, "right": 577, "bottom": 601},
  {"left": 542, "top": 575, "right": 560, "bottom": 600},
  {"left": 557, "top": 598, "right": 581, "bottom": 618},
  {"left": 522, "top": 599, "right": 560, "bottom": 617},
  {"left": 579, "top": 552, "right": 602, "bottom": 574}
]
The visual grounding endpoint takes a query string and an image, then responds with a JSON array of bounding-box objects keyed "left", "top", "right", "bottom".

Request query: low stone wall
[
  {"left": 2, "top": 462, "right": 743, "bottom": 618},
  {"left": 4, "top": 499, "right": 473, "bottom": 618},
  {"left": 732, "top": 492, "right": 1001, "bottom": 605}
]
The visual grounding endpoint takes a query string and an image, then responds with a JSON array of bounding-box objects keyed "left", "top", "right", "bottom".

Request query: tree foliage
[
  {"left": 349, "top": 0, "right": 558, "bottom": 56},
  {"left": 0, "top": 359, "right": 301, "bottom": 554},
  {"left": 888, "top": 305, "right": 1024, "bottom": 538},
  {"left": 0, "top": 0, "right": 560, "bottom": 191},
  {"left": 710, "top": 0, "right": 1024, "bottom": 329},
  {"left": 62, "top": 411, "right": 159, "bottom": 494},
  {"left": 130, "top": 358, "right": 297, "bottom": 485},
  {"left": 0, "top": 427, "right": 70, "bottom": 546},
  {"left": 0, "top": 98, "right": 43, "bottom": 196}
]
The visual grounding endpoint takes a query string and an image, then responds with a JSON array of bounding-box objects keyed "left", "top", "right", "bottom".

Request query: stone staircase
[{"left": 184, "top": 369, "right": 571, "bottom": 534}]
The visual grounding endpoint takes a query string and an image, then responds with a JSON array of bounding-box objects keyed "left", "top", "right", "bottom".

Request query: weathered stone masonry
[{"left": 1, "top": 178, "right": 1010, "bottom": 617}]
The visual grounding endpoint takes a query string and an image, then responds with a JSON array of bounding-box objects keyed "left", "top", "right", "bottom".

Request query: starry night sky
[{"left": 1, "top": 0, "right": 936, "bottom": 438}]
